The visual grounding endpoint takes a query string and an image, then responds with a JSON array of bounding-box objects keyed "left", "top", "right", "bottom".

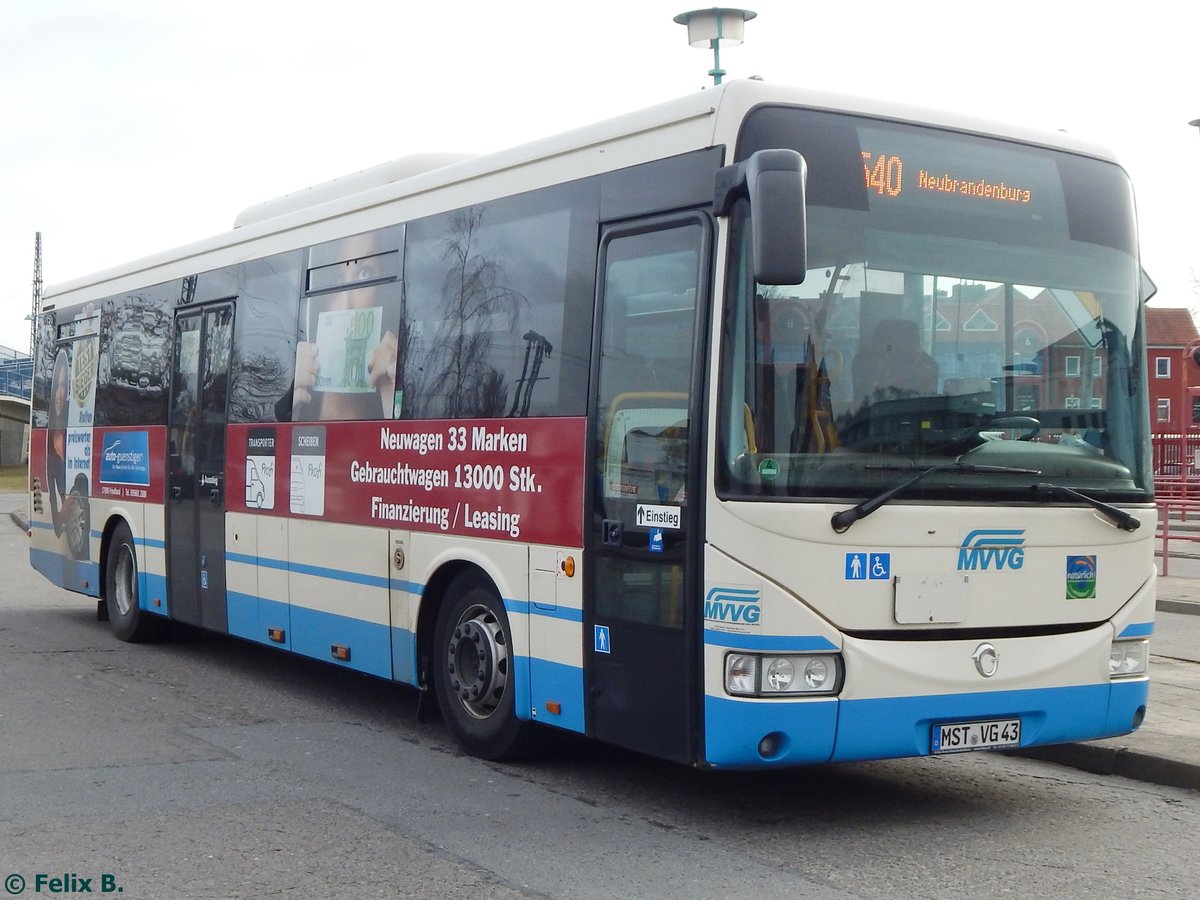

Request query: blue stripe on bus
[
  {"left": 390, "top": 579, "right": 424, "bottom": 596},
  {"left": 227, "top": 591, "right": 287, "bottom": 648},
  {"left": 226, "top": 589, "right": 401, "bottom": 679},
  {"left": 288, "top": 604, "right": 394, "bottom": 678},
  {"left": 226, "top": 551, "right": 392, "bottom": 590},
  {"left": 528, "top": 658, "right": 585, "bottom": 733},
  {"left": 703, "top": 679, "right": 1149, "bottom": 768},
  {"left": 225, "top": 595, "right": 422, "bottom": 686},
  {"left": 29, "top": 548, "right": 100, "bottom": 597},
  {"left": 703, "top": 630, "right": 839, "bottom": 652},
  {"left": 225, "top": 552, "right": 576, "bottom": 626},
  {"left": 704, "top": 694, "right": 838, "bottom": 766},
  {"left": 289, "top": 561, "right": 389, "bottom": 590},
  {"left": 226, "top": 556, "right": 422, "bottom": 605},
  {"left": 140, "top": 571, "right": 169, "bottom": 616},
  {"left": 505, "top": 598, "right": 584, "bottom": 622},
  {"left": 1118, "top": 622, "right": 1153, "bottom": 638},
  {"left": 392, "top": 626, "right": 418, "bottom": 686},
  {"left": 30, "top": 518, "right": 164, "bottom": 552}
]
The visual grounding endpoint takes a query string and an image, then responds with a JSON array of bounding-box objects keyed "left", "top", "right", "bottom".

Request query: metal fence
[
  {"left": 1156, "top": 498, "right": 1200, "bottom": 576},
  {"left": 0, "top": 351, "right": 32, "bottom": 400},
  {"left": 1152, "top": 432, "right": 1200, "bottom": 479}
]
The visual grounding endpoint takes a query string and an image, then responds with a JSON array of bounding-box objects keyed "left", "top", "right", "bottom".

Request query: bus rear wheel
[
  {"left": 105, "top": 521, "right": 166, "bottom": 643},
  {"left": 433, "top": 572, "right": 538, "bottom": 760}
]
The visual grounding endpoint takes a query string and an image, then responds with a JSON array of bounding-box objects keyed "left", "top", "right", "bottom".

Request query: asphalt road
[{"left": 2, "top": 513, "right": 1199, "bottom": 899}]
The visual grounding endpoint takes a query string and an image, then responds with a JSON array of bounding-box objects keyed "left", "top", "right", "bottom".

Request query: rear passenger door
[{"left": 167, "top": 302, "right": 233, "bottom": 629}]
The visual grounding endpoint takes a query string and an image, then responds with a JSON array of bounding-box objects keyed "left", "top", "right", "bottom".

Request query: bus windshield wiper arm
[
  {"left": 830, "top": 463, "right": 1041, "bottom": 534},
  {"left": 1032, "top": 483, "right": 1141, "bottom": 532}
]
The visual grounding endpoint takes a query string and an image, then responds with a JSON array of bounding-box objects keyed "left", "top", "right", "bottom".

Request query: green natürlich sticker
[{"left": 1065, "top": 555, "right": 1097, "bottom": 600}]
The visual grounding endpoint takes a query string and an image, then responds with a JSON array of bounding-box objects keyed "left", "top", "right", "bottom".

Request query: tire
[
  {"left": 104, "top": 521, "right": 166, "bottom": 643},
  {"left": 432, "top": 571, "right": 539, "bottom": 760}
]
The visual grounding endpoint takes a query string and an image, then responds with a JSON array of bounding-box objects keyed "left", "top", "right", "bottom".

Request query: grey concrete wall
[{"left": 0, "top": 398, "right": 30, "bottom": 466}]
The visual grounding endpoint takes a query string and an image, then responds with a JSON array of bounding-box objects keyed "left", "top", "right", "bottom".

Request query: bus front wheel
[
  {"left": 432, "top": 572, "right": 537, "bottom": 760},
  {"left": 104, "top": 521, "right": 166, "bottom": 643}
]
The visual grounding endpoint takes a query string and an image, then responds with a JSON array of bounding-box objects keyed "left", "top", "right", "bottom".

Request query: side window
[
  {"left": 291, "top": 228, "right": 403, "bottom": 423},
  {"left": 402, "top": 181, "right": 597, "bottom": 419},
  {"left": 223, "top": 251, "right": 303, "bottom": 423},
  {"left": 94, "top": 284, "right": 173, "bottom": 426}
]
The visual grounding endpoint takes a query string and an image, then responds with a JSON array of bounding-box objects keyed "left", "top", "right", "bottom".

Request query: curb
[
  {"left": 1014, "top": 743, "right": 1200, "bottom": 793},
  {"left": 1159, "top": 597, "right": 1200, "bottom": 616}
]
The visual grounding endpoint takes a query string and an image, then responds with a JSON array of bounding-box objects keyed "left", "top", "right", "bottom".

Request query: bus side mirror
[{"left": 714, "top": 149, "right": 808, "bottom": 285}]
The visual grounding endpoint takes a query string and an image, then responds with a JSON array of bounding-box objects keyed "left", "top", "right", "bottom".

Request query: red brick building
[{"left": 1145, "top": 307, "right": 1200, "bottom": 434}]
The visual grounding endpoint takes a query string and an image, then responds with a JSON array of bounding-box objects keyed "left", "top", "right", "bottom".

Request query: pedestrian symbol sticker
[
  {"left": 595, "top": 624, "right": 611, "bottom": 654},
  {"left": 845, "top": 552, "right": 891, "bottom": 580}
]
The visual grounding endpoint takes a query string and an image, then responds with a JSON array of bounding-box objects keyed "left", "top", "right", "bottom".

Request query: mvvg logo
[
  {"left": 957, "top": 529, "right": 1026, "bottom": 571},
  {"left": 704, "top": 586, "right": 762, "bottom": 630}
]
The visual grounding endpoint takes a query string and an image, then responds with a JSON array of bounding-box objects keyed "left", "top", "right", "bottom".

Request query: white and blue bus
[{"left": 29, "top": 79, "right": 1154, "bottom": 767}]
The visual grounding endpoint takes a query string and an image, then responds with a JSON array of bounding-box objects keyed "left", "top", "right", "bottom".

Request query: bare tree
[{"left": 432, "top": 208, "right": 526, "bottom": 417}]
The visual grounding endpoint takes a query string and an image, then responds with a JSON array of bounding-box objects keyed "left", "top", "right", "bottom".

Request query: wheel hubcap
[
  {"left": 446, "top": 604, "right": 508, "bottom": 719},
  {"left": 114, "top": 545, "right": 136, "bottom": 617}
]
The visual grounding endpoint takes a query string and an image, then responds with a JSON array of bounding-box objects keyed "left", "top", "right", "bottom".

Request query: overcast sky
[{"left": 1, "top": 0, "right": 1196, "bottom": 352}]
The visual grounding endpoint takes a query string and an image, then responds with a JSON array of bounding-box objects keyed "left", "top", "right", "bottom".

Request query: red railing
[
  {"left": 1155, "top": 497, "right": 1200, "bottom": 576},
  {"left": 1152, "top": 432, "right": 1200, "bottom": 479},
  {"left": 1154, "top": 478, "right": 1198, "bottom": 503}
]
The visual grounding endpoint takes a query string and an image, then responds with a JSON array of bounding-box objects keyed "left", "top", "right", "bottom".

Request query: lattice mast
[{"left": 30, "top": 231, "right": 42, "bottom": 356}]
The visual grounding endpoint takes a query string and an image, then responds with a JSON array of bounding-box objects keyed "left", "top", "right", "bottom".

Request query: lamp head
[{"left": 673, "top": 8, "right": 756, "bottom": 47}]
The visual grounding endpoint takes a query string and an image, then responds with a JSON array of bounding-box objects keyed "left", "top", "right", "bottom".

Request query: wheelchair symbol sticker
[{"left": 845, "top": 552, "right": 891, "bottom": 580}]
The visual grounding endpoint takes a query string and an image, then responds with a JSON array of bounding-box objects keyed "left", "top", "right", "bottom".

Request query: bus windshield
[{"left": 719, "top": 106, "right": 1149, "bottom": 503}]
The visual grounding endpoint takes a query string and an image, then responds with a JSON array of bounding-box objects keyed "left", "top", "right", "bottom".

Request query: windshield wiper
[
  {"left": 1032, "top": 483, "right": 1141, "bottom": 532},
  {"left": 830, "top": 462, "right": 1041, "bottom": 533}
]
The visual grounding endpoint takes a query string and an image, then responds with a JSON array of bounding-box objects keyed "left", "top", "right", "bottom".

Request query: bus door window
[
  {"left": 169, "top": 316, "right": 202, "bottom": 493},
  {"left": 197, "top": 305, "right": 233, "bottom": 491},
  {"left": 594, "top": 222, "right": 703, "bottom": 627}
]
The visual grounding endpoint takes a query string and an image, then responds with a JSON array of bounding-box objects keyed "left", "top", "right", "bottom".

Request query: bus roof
[{"left": 45, "top": 79, "right": 1121, "bottom": 306}]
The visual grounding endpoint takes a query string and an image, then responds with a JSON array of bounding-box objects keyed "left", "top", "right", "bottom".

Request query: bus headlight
[
  {"left": 725, "top": 654, "right": 759, "bottom": 695},
  {"left": 725, "top": 652, "right": 842, "bottom": 696},
  {"left": 1109, "top": 639, "right": 1149, "bottom": 678}
]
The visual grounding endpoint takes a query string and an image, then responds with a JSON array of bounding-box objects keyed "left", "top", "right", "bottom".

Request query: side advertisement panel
[
  {"left": 93, "top": 426, "right": 167, "bottom": 505},
  {"left": 226, "top": 418, "right": 587, "bottom": 547}
]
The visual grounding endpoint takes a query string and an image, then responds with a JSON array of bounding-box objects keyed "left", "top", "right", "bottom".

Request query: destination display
[
  {"left": 226, "top": 417, "right": 586, "bottom": 547},
  {"left": 862, "top": 150, "right": 1033, "bottom": 205},
  {"left": 854, "top": 123, "right": 1067, "bottom": 230}
]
